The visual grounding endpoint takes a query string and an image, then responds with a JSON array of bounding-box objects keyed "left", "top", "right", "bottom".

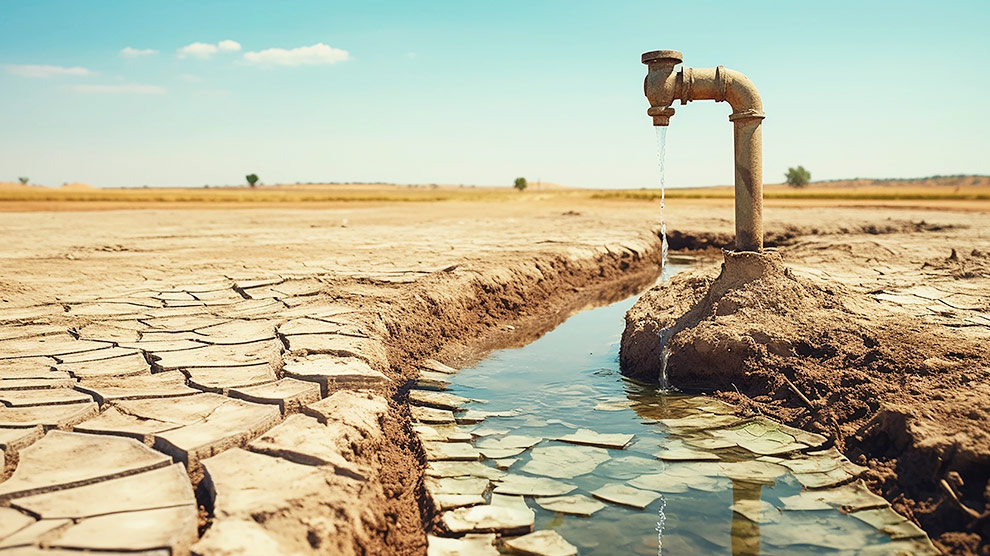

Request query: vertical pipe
[{"left": 732, "top": 117, "right": 764, "bottom": 251}]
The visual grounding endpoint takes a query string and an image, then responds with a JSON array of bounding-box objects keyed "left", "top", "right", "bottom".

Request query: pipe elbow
[
  {"left": 677, "top": 66, "right": 764, "bottom": 121},
  {"left": 722, "top": 68, "right": 764, "bottom": 121}
]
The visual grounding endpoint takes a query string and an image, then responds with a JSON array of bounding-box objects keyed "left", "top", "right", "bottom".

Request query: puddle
[{"left": 418, "top": 266, "right": 937, "bottom": 555}]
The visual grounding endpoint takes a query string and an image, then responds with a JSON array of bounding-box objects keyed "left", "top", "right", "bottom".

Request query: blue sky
[{"left": 1, "top": 1, "right": 988, "bottom": 189}]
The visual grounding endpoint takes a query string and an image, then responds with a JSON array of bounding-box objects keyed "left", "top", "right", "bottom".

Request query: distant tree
[
  {"left": 246, "top": 173, "right": 259, "bottom": 188},
  {"left": 785, "top": 166, "right": 811, "bottom": 187},
  {"left": 17, "top": 177, "right": 28, "bottom": 185},
  {"left": 514, "top": 177, "right": 527, "bottom": 192}
]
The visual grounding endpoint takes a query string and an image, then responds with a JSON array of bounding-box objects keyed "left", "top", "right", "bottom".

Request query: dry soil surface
[{"left": 0, "top": 197, "right": 987, "bottom": 555}]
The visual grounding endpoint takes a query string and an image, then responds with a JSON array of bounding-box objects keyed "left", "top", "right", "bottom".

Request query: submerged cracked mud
[{"left": 622, "top": 224, "right": 990, "bottom": 555}]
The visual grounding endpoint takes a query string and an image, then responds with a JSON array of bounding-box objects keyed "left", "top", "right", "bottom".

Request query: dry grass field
[{"left": 2, "top": 176, "right": 987, "bottom": 213}]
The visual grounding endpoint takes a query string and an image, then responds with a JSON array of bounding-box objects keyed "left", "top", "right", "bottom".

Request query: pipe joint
[{"left": 728, "top": 108, "right": 765, "bottom": 122}]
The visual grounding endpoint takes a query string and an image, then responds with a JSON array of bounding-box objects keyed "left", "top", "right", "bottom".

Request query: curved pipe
[{"left": 642, "top": 52, "right": 765, "bottom": 251}]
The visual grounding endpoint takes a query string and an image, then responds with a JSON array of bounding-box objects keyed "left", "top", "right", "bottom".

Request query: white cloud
[
  {"left": 243, "top": 43, "right": 350, "bottom": 66},
  {"left": 178, "top": 42, "right": 218, "bottom": 59},
  {"left": 71, "top": 83, "right": 166, "bottom": 94},
  {"left": 177, "top": 73, "right": 203, "bottom": 82},
  {"left": 120, "top": 47, "right": 158, "bottom": 58},
  {"left": 177, "top": 40, "right": 241, "bottom": 59},
  {"left": 3, "top": 64, "right": 94, "bottom": 78}
]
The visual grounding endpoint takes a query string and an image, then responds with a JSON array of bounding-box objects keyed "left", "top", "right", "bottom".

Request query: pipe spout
[
  {"left": 642, "top": 50, "right": 765, "bottom": 252},
  {"left": 642, "top": 50, "right": 682, "bottom": 126}
]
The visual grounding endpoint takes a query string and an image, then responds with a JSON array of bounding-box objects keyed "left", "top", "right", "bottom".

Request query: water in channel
[{"left": 431, "top": 268, "right": 934, "bottom": 555}]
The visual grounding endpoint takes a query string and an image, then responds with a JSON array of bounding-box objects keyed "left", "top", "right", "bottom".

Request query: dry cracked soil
[{"left": 0, "top": 197, "right": 988, "bottom": 555}]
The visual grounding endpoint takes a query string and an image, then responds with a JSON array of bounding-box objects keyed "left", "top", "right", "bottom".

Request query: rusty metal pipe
[{"left": 642, "top": 50, "right": 765, "bottom": 252}]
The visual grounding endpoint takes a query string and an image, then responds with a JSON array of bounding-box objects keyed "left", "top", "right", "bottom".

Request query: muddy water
[{"left": 440, "top": 266, "right": 931, "bottom": 555}]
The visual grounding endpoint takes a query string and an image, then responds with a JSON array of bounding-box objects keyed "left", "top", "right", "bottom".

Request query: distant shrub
[
  {"left": 785, "top": 166, "right": 811, "bottom": 187},
  {"left": 18, "top": 177, "right": 28, "bottom": 185},
  {"left": 514, "top": 177, "right": 527, "bottom": 192},
  {"left": 246, "top": 173, "right": 259, "bottom": 187}
]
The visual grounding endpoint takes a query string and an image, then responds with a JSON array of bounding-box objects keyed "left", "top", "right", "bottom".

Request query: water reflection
[{"left": 432, "top": 281, "right": 935, "bottom": 555}]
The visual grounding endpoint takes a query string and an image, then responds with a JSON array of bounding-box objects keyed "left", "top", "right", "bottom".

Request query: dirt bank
[
  {"left": 0, "top": 201, "right": 663, "bottom": 555},
  {"left": 622, "top": 219, "right": 990, "bottom": 555}
]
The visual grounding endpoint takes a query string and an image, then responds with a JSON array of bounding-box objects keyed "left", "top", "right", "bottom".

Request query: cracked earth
[{"left": 0, "top": 198, "right": 987, "bottom": 555}]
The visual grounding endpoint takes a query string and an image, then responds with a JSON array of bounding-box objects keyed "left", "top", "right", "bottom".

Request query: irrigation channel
[{"left": 416, "top": 264, "right": 938, "bottom": 555}]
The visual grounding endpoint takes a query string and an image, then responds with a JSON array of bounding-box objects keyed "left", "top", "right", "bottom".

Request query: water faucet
[{"left": 642, "top": 50, "right": 765, "bottom": 252}]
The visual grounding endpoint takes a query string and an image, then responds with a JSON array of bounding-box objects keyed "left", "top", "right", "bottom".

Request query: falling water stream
[
  {"left": 655, "top": 126, "right": 669, "bottom": 266},
  {"left": 655, "top": 126, "right": 672, "bottom": 390}
]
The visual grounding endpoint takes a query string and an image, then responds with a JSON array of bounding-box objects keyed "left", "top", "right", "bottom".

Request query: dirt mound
[{"left": 621, "top": 251, "right": 990, "bottom": 555}]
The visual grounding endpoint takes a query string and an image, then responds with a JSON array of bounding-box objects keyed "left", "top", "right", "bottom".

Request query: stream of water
[
  {"left": 656, "top": 126, "right": 669, "bottom": 267},
  {"left": 433, "top": 278, "right": 933, "bottom": 555}
]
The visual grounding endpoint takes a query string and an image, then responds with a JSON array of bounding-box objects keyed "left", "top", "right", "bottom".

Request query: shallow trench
[{"left": 395, "top": 262, "right": 939, "bottom": 555}]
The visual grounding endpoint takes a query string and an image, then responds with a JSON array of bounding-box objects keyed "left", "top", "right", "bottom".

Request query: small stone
[
  {"left": 556, "top": 428, "right": 634, "bottom": 449},
  {"left": 503, "top": 530, "right": 578, "bottom": 556},
  {"left": 535, "top": 494, "right": 607, "bottom": 516},
  {"left": 590, "top": 483, "right": 660, "bottom": 509}
]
